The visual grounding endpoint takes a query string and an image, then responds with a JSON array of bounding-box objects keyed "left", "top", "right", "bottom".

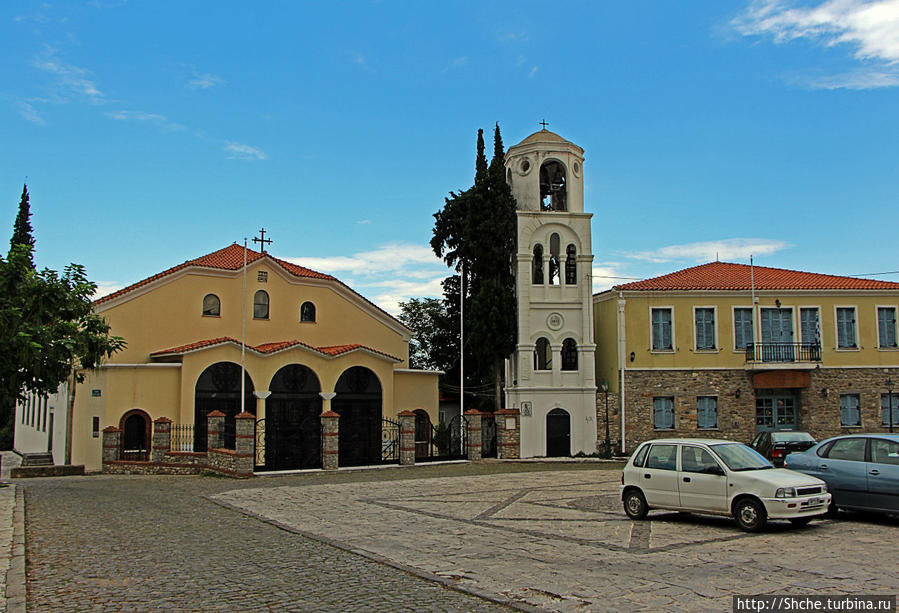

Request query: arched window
[
  {"left": 300, "top": 301, "right": 316, "bottom": 322},
  {"left": 565, "top": 244, "right": 577, "bottom": 285},
  {"left": 532, "top": 244, "right": 544, "bottom": 285},
  {"left": 539, "top": 160, "right": 567, "bottom": 211},
  {"left": 254, "top": 290, "right": 269, "bottom": 319},
  {"left": 202, "top": 294, "right": 221, "bottom": 316},
  {"left": 534, "top": 338, "right": 552, "bottom": 371},
  {"left": 548, "top": 233, "right": 561, "bottom": 285},
  {"left": 561, "top": 338, "right": 578, "bottom": 371}
]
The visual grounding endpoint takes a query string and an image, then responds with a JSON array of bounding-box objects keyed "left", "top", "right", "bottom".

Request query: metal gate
[
  {"left": 381, "top": 417, "right": 399, "bottom": 463},
  {"left": 481, "top": 413, "right": 497, "bottom": 458},
  {"left": 256, "top": 409, "right": 323, "bottom": 471}
]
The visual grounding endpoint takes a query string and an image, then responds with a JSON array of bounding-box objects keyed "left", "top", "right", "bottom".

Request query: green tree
[
  {"left": 431, "top": 125, "right": 518, "bottom": 411},
  {"left": 1, "top": 189, "right": 126, "bottom": 447},
  {"left": 397, "top": 296, "right": 457, "bottom": 372},
  {"left": 10, "top": 184, "right": 35, "bottom": 266}
]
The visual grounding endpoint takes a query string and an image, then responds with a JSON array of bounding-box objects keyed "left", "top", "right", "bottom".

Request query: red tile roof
[
  {"left": 149, "top": 337, "right": 400, "bottom": 362},
  {"left": 94, "top": 244, "right": 334, "bottom": 305},
  {"left": 614, "top": 262, "right": 899, "bottom": 292}
]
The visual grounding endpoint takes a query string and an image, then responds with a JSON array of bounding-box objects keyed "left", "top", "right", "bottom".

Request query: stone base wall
[
  {"left": 102, "top": 449, "right": 253, "bottom": 478},
  {"left": 597, "top": 367, "right": 899, "bottom": 456},
  {"left": 102, "top": 461, "right": 205, "bottom": 476}
]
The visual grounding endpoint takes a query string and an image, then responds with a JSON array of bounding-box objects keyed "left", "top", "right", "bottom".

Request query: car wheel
[
  {"left": 734, "top": 498, "right": 767, "bottom": 532},
  {"left": 623, "top": 489, "right": 648, "bottom": 520},
  {"left": 789, "top": 517, "right": 812, "bottom": 527}
]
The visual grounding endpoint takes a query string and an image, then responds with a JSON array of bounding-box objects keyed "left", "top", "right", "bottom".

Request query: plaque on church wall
[
  {"left": 520, "top": 401, "right": 532, "bottom": 416},
  {"left": 547, "top": 312, "right": 564, "bottom": 331}
]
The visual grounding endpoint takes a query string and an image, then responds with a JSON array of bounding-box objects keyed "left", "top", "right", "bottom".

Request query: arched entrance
[
  {"left": 333, "top": 366, "right": 382, "bottom": 467},
  {"left": 120, "top": 409, "right": 151, "bottom": 461},
  {"left": 414, "top": 409, "right": 431, "bottom": 459},
  {"left": 194, "top": 362, "right": 254, "bottom": 451},
  {"left": 546, "top": 408, "right": 571, "bottom": 457},
  {"left": 265, "top": 364, "right": 322, "bottom": 470}
]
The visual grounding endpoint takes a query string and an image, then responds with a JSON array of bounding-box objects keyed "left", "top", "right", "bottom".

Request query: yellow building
[
  {"left": 594, "top": 262, "right": 899, "bottom": 454},
  {"left": 69, "top": 243, "right": 439, "bottom": 473}
]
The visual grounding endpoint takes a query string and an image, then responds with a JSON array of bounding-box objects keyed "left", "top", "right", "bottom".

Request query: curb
[{"left": 5, "top": 486, "right": 25, "bottom": 613}]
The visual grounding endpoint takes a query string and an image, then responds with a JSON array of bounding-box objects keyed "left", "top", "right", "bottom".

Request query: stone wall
[{"left": 596, "top": 367, "right": 899, "bottom": 455}]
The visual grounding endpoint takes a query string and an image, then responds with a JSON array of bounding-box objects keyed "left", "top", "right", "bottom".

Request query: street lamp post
[
  {"left": 888, "top": 377, "right": 895, "bottom": 434},
  {"left": 601, "top": 381, "right": 611, "bottom": 459}
]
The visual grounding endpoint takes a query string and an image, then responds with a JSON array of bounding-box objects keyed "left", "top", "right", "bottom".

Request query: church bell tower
[{"left": 504, "top": 127, "right": 597, "bottom": 457}]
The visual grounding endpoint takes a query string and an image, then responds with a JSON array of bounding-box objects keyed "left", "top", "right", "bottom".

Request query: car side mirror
[{"left": 704, "top": 465, "right": 725, "bottom": 476}]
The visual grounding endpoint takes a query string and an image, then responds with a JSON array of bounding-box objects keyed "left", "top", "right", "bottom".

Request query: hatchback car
[
  {"left": 621, "top": 438, "right": 831, "bottom": 532},
  {"left": 784, "top": 434, "right": 899, "bottom": 516},
  {"left": 750, "top": 430, "right": 817, "bottom": 467}
]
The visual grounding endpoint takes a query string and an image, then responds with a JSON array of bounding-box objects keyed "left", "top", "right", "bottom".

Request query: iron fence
[{"left": 381, "top": 416, "right": 399, "bottom": 462}]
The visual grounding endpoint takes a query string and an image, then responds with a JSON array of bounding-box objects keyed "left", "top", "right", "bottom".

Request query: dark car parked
[
  {"left": 750, "top": 430, "right": 817, "bottom": 467},
  {"left": 785, "top": 434, "right": 899, "bottom": 516}
]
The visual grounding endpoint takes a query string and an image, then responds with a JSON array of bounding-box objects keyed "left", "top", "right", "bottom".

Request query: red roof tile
[
  {"left": 95, "top": 244, "right": 334, "bottom": 305},
  {"left": 614, "top": 262, "right": 899, "bottom": 292},
  {"left": 150, "top": 338, "right": 400, "bottom": 362}
]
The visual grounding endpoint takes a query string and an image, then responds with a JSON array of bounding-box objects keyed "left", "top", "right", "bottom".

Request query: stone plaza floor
[{"left": 16, "top": 462, "right": 899, "bottom": 612}]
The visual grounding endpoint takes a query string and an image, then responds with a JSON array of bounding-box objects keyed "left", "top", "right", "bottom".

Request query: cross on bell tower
[{"left": 253, "top": 228, "right": 273, "bottom": 253}]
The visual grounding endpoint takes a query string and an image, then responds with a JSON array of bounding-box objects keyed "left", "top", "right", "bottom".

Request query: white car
[{"left": 620, "top": 438, "right": 831, "bottom": 532}]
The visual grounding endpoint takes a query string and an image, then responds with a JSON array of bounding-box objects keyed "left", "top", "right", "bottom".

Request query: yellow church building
[{"left": 59, "top": 242, "right": 439, "bottom": 474}]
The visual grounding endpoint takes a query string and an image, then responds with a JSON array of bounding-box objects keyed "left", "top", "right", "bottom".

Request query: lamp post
[
  {"left": 888, "top": 377, "right": 895, "bottom": 434},
  {"left": 601, "top": 381, "right": 611, "bottom": 459}
]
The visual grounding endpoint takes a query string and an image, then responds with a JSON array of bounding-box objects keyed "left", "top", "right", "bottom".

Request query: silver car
[{"left": 784, "top": 434, "right": 899, "bottom": 516}]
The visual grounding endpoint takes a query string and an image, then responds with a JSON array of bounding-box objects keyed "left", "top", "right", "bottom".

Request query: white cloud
[
  {"left": 591, "top": 263, "right": 639, "bottom": 293},
  {"left": 188, "top": 73, "right": 224, "bottom": 89},
  {"left": 529, "top": 66, "right": 539, "bottom": 78},
  {"left": 33, "top": 53, "right": 106, "bottom": 104},
  {"left": 629, "top": 238, "right": 790, "bottom": 263},
  {"left": 734, "top": 0, "right": 899, "bottom": 89},
  {"left": 357, "top": 219, "right": 371, "bottom": 225},
  {"left": 288, "top": 243, "right": 450, "bottom": 315},
  {"left": 19, "top": 102, "right": 45, "bottom": 125},
  {"left": 224, "top": 142, "right": 267, "bottom": 160},
  {"left": 288, "top": 244, "right": 444, "bottom": 277},
  {"left": 108, "top": 110, "right": 184, "bottom": 131},
  {"left": 92, "top": 281, "right": 125, "bottom": 300}
]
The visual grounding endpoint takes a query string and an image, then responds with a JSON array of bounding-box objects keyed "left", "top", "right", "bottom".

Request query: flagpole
[
  {"left": 241, "top": 238, "right": 248, "bottom": 415},
  {"left": 750, "top": 255, "right": 758, "bottom": 346},
  {"left": 459, "top": 262, "right": 464, "bottom": 455}
]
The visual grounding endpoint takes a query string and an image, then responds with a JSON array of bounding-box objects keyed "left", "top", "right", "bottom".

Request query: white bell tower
[{"left": 504, "top": 127, "right": 597, "bottom": 457}]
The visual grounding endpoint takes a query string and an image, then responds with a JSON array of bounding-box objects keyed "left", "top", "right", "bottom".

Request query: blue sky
[{"left": 3, "top": 1, "right": 898, "bottom": 314}]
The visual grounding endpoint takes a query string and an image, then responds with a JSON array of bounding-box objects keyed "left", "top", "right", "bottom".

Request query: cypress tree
[{"left": 10, "top": 184, "right": 35, "bottom": 266}]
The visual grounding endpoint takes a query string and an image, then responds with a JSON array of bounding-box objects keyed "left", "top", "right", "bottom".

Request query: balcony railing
[{"left": 745, "top": 342, "right": 821, "bottom": 363}]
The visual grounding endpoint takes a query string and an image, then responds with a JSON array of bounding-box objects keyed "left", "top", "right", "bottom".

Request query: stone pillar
[
  {"left": 465, "top": 409, "right": 482, "bottom": 461},
  {"left": 152, "top": 417, "right": 172, "bottom": 462},
  {"left": 235, "top": 412, "right": 256, "bottom": 477},
  {"left": 397, "top": 411, "right": 416, "bottom": 466},
  {"left": 321, "top": 410, "right": 339, "bottom": 471},
  {"left": 496, "top": 408, "right": 521, "bottom": 460},
  {"left": 102, "top": 427, "right": 121, "bottom": 463},
  {"left": 206, "top": 410, "right": 225, "bottom": 450}
]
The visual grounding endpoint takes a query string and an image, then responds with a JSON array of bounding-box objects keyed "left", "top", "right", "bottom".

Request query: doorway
[
  {"left": 546, "top": 408, "right": 571, "bottom": 457},
  {"left": 755, "top": 390, "right": 798, "bottom": 432}
]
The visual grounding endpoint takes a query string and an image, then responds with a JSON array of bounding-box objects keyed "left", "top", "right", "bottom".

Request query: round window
[
  {"left": 520, "top": 159, "right": 531, "bottom": 174},
  {"left": 573, "top": 161, "right": 581, "bottom": 175}
]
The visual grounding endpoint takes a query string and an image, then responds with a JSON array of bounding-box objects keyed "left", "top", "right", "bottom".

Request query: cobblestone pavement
[
  {"left": 20, "top": 462, "right": 899, "bottom": 612},
  {"left": 21, "top": 463, "right": 595, "bottom": 612}
]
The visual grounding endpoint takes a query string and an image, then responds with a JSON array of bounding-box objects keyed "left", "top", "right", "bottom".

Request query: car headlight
[{"left": 775, "top": 487, "right": 797, "bottom": 498}]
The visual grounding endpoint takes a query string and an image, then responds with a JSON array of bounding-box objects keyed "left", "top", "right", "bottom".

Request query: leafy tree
[
  {"left": 1, "top": 189, "right": 125, "bottom": 447},
  {"left": 397, "top": 296, "right": 457, "bottom": 371},
  {"left": 431, "top": 125, "right": 518, "bottom": 411},
  {"left": 10, "top": 184, "right": 35, "bottom": 266}
]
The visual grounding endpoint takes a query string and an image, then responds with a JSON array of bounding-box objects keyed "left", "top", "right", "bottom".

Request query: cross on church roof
[
  {"left": 540, "top": 119, "right": 549, "bottom": 130},
  {"left": 253, "top": 228, "right": 273, "bottom": 253}
]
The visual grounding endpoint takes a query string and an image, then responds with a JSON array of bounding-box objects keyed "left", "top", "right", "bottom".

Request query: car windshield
[
  {"left": 771, "top": 432, "right": 815, "bottom": 443},
  {"left": 710, "top": 443, "right": 774, "bottom": 471}
]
